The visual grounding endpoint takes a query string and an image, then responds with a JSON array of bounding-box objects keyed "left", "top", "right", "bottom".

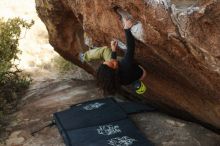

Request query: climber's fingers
[
  {"left": 111, "top": 40, "right": 118, "bottom": 51},
  {"left": 111, "top": 40, "right": 117, "bottom": 47}
]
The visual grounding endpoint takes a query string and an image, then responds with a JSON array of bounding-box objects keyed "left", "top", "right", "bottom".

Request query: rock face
[{"left": 35, "top": 0, "right": 220, "bottom": 130}]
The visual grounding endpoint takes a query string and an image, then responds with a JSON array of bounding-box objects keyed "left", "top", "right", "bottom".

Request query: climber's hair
[{"left": 96, "top": 64, "right": 119, "bottom": 95}]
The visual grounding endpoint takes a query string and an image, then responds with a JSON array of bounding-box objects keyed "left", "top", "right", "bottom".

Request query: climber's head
[
  {"left": 96, "top": 63, "right": 119, "bottom": 95},
  {"left": 103, "top": 60, "right": 118, "bottom": 70}
]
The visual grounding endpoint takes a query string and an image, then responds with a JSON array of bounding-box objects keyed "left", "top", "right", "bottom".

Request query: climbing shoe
[
  {"left": 133, "top": 80, "right": 147, "bottom": 94},
  {"left": 116, "top": 7, "right": 132, "bottom": 23},
  {"left": 79, "top": 52, "right": 85, "bottom": 63}
]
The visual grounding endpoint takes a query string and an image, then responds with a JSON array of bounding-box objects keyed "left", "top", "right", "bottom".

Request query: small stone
[
  {"left": 10, "top": 121, "right": 18, "bottom": 127},
  {"left": 6, "top": 131, "right": 25, "bottom": 145},
  {"left": 6, "top": 137, "right": 25, "bottom": 145},
  {"left": 166, "top": 119, "right": 185, "bottom": 127}
]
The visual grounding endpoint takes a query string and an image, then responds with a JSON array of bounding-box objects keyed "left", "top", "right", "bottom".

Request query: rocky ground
[
  {"left": 0, "top": 0, "right": 220, "bottom": 145},
  {"left": 0, "top": 72, "right": 219, "bottom": 146}
]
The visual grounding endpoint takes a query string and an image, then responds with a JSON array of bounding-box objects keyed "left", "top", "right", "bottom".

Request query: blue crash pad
[{"left": 54, "top": 98, "right": 154, "bottom": 146}]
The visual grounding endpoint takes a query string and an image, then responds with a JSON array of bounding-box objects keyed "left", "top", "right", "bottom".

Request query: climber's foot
[
  {"left": 79, "top": 52, "right": 85, "bottom": 63},
  {"left": 115, "top": 7, "right": 133, "bottom": 26},
  {"left": 132, "top": 80, "right": 147, "bottom": 94},
  {"left": 116, "top": 7, "right": 132, "bottom": 20}
]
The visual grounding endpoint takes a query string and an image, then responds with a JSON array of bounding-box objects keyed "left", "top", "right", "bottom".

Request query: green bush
[{"left": 0, "top": 18, "right": 33, "bottom": 118}]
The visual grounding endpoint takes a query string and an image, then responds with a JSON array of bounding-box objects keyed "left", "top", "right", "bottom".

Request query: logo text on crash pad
[
  {"left": 83, "top": 102, "right": 105, "bottom": 110},
  {"left": 97, "top": 124, "right": 122, "bottom": 136}
]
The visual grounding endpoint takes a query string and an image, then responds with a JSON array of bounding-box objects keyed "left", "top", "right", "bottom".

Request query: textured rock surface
[
  {"left": 35, "top": 0, "right": 220, "bottom": 129},
  {"left": 1, "top": 75, "right": 220, "bottom": 146}
]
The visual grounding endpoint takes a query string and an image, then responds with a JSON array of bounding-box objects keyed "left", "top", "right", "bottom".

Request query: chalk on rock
[
  {"left": 131, "top": 21, "right": 145, "bottom": 43},
  {"left": 144, "top": 0, "right": 171, "bottom": 9},
  {"left": 116, "top": 39, "right": 127, "bottom": 51},
  {"left": 84, "top": 32, "right": 93, "bottom": 48}
]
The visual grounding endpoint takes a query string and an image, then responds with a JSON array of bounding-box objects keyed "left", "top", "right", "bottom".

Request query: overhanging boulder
[{"left": 35, "top": 0, "right": 220, "bottom": 130}]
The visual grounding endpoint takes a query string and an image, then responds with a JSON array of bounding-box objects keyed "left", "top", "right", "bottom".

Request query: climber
[{"left": 79, "top": 18, "right": 146, "bottom": 95}]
